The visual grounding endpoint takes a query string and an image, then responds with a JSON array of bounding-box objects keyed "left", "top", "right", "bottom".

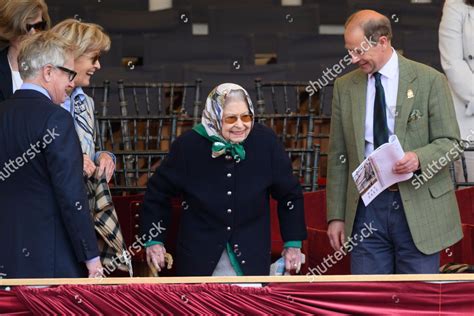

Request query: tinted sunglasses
[
  {"left": 55, "top": 65, "right": 77, "bottom": 82},
  {"left": 223, "top": 113, "right": 253, "bottom": 124},
  {"left": 26, "top": 20, "right": 47, "bottom": 32},
  {"left": 86, "top": 53, "right": 101, "bottom": 64}
]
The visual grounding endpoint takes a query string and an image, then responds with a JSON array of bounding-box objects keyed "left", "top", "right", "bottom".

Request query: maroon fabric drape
[
  {"left": 2, "top": 282, "right": 474, "bottom": 315},
  {"left": 0, "top": 290, "right": 31, "bottom": 315}
]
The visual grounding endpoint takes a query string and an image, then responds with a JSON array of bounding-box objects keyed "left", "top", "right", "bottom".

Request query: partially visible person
[
  {"left": 439, "top": 0, "right": 474, "bottom": 181},
  {"left": 141, "top": 83, "right": 307, "bottom": 276},
  {"left": 0, "top": 31, "right": 102, "bottom": 278},
  {"left": 0, "top": 0, "right": 50, "bottom": 102},
  {"left": 51, "top": 19, "right": 131, "bottom": 274}
]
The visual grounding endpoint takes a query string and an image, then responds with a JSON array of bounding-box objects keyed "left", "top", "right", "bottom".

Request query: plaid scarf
[{"left": 86, "top": 175, "right": 133, "bottom": 276}]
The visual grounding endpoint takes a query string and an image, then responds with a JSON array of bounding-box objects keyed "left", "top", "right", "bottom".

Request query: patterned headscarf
[{"left": 193, "top": 83, "right": 255, "bottom": 160}]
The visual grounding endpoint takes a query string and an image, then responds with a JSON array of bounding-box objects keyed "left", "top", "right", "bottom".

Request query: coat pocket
[{"left": 428, "top": 178, "right": 454, "bottom": 198}]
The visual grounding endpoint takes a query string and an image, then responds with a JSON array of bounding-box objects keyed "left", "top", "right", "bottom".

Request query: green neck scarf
[{"left": 193, "top": 123, "right": 246, "bottom": 161}]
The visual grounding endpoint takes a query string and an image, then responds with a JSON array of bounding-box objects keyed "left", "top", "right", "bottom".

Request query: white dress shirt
[{"left": 365, "top": 49, "right": 399, "bottom": 157}]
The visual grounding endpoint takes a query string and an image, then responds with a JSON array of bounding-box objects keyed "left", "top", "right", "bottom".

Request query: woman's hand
[
  {"left": 146, "top": 244, "right": 167, "bottom": 273},
  {"left": 97, "top": 152, "right": 115, "bottom": 182},
  {"left": 83, "top": 154, "right": 96, "bottom": 178},
  {"left": 282, "top": 247, "right": 303, "bottom": 273}
]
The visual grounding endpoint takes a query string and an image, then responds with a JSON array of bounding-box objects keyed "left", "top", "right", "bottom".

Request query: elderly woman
[
  {"left": 0, "top": 0, "right": 50, "bottom": 102},
  {"left": 141, "top": 83, "right": 307, "bottom": 276},
  {"left": 51, "top": 19, "right": 131, "bottom": 274}
]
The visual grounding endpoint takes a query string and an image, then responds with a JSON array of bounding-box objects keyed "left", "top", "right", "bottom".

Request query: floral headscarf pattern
[{"left": 193, "top": 83, "right": 255, "bottom": 160}]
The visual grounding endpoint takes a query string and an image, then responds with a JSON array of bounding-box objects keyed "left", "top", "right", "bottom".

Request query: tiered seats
[
  {"left": 402, "top": 30, "right": 442, "bottom": 71},
  {"left": 208, "top": 5, "right": 320, "bottom": 53},
  {"left": 144, "top": 33, "right": 255, "bottom": 66},
  {"left": 90, "top": 80, "right": 202, "bottom": 192},
  {"left": 88, "top": 75, "right": 328, "bottom": 194}
]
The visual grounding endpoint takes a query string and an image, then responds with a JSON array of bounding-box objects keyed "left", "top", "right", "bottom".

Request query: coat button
[
  {"left": 241, "top": 260, "right": 246, "bottom": 264},
  {"left": 227, "top": 173, "right": 232, "bottom": 178},
  {"left": 469, "top": 55, "right": 473, "bottom": 60},
  {"left": 227, "top": 226, "right": 231, "bottom": 231},
  {"left": 227, "top": 191, "right": 232, "bottom": 196},
  {"left": 227, "top": 208, "right": 232, "bottom": 214}
]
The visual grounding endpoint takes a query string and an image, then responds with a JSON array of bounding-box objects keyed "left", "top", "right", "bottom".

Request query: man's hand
[
  {"left": 96, "top": 153, "right": 115, "bottom": 182},
  {"left": 327, "top": 220, "right": 345, "bottom": 251},
  {"left": 86, "top": 258, "right": 104, "bottom": 278},
  {"left": 281, "top": 247, "right": 303, "bottom": 273},
  {"left": 146, "top": 244, "right": 166, "bottom": 273},
  {"left": 83, "top": 154, "right": 96, "bottom": 178},
  {"left": 393, "top": 151, "right": 420, "bottom": 174}
]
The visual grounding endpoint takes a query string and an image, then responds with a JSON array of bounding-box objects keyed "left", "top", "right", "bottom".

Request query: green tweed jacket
[{"left": 326, "top": 53, "right": 463, "bottom": 255}]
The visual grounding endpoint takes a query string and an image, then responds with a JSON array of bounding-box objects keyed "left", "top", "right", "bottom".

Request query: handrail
[{"left": 2, "top": 274, "right": 474, "bottom": 286}]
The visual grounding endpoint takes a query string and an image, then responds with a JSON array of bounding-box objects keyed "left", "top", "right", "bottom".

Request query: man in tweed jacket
[{"left": 326, "top": 10, "right": 463, "bottom": 274}]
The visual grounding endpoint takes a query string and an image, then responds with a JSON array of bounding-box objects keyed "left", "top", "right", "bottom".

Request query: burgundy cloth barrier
[
  {"left": 2, "top": 282, "right": 474, "bottom": 314},
  {"left": 307, "top": 227, "right": 350, "bottom": 275},
  {"left": 0, "top": 290, "right": 31, "bottom": 315},
  {"left": 303, "top": 190, "right": 327, "bottom": 230},
  {"left": 456, "top": 187, "right": 474, "bottom": 225}
]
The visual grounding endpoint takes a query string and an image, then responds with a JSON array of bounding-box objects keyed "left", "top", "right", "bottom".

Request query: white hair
[
  {"left": 224, "top": 89, "right": 249, "bottom": 108},
  {"left": 18, "top": 31, "right": 73, "bottom": 80}
]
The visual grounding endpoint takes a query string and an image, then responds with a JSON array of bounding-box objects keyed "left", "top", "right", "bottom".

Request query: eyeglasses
[
  {"left": 55, "top": 65, "right": 77, "bottom": 82},
  {"left": 26, "top": 20, "right": 47, "bottom": 32},
  {"left": 86, "top": 53, "right": 101, "bottom": 64},
  {"left": 223, "top": 113, "right": 253, "bottom": 124}
]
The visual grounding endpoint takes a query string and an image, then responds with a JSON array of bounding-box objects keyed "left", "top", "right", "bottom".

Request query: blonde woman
[
  {"left": 52, "top": 19, "right": 132, "bottom": 275},
  {"left": 52, "top": 19, "right": 115, "bottom": 181},
  {"left": 0, "top": 0, "right": 50, "bottom": 102}
]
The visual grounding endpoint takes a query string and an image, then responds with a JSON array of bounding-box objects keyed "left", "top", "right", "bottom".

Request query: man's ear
[
  {"left": 379, "top": 36, "right": 389, "bottom": 49},
  {"left": 43, "top": 64, "right": 54, "bottom": 82}
]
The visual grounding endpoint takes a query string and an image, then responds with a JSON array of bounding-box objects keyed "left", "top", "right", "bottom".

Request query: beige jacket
[{"left": 439, "top": 0, "right": 474, "bottom": 118}]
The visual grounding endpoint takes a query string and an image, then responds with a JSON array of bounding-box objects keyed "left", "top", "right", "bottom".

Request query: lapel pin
[{"left": 407, "top": 89, "right": 414, "bottom": 99}]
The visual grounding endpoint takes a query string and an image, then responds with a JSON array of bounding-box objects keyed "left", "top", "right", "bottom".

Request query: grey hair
[
  {"left": 18, "top": 31, "right": 74, "bottom": 80},
  {"left": 224, "top": 89, "right": 249, "bottom": 108}
]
